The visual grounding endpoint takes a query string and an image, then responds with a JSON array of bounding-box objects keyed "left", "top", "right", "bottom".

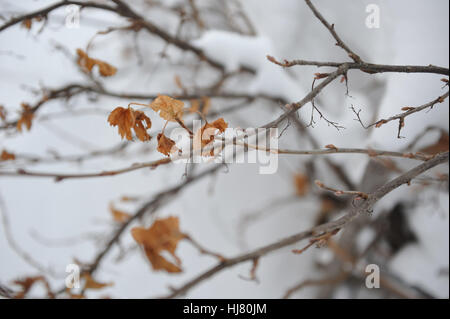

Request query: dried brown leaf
[
  {"left": 82, "top": 273, "right": 114, "bottom": 290},
  {"left": 109, "top": 204, "right": 131, "bottom": 223},
  {"left": 157, "top": 133, "right": 177, "bottom": 156},
  {"left": 17, "top": 103, "right": 34, "bottom": 132},
  {"left": 108, "top": 107, "right": 151, "bottom": 141},
  {"left": 150, "top": 95, "right": 184, "bottom": 122},
  {"left": 294, "top": 173, "right": 309, "bottom": 197},
  {"left": 76, "top": 49, "right": 117, "bottom": 77},
  {"left": 1, "top": 149, "right": 15, "bottom": 161},
  {"left": 131, "top": 216, "right": 185, "bottom": 273}
]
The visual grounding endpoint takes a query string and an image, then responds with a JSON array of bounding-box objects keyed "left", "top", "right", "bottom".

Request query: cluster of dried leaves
[{"left": 107, "top": 95, "right": 228, "bottom": 157}]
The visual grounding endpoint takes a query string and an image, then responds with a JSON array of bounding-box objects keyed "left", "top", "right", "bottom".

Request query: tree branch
[{"left": 162, "top": 151, "right": 448, "bottom": 298}]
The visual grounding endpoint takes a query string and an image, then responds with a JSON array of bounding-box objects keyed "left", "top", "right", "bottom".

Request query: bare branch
[{"left": 162, "top": 152, "right": 449, "bottom": 298}]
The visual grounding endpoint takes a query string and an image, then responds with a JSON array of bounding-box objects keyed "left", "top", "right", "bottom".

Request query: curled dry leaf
[
  {"left": 193, "top": 118, "right": 228, "bottom": 155},
  {"left": 133, "top": 110, "right": 152, "bottom": 142},
  {"left": 82, "top": 273, "right": 114, "bottom": 290},
  {"left": 1, "top": 149, "right": 15, "bottom": 161},
  {"left": 131, "top": 216, "right": 185, "bottom": 273},
  {"left": 109, "top": 204, "right": 131, "bottom": 223},
  {"left": 76, "top": 49, "right": 117, "bottom": 77},
  {"left": 157, "top": 133, "right": 177, "bottom": 156},
  {"left": 17, "top": 103, "right": 34, "bottom": 132},
  {"left": 107, "top": 106, "right": 152, "bottom": 141},
  {"left": 150, "top": 95, "right": 184, "bottom": 122},
  {"left": 294, "top": 173, "right": 309, "bottom": 197}
]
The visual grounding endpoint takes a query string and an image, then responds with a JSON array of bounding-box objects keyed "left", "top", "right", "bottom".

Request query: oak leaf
[
  {"left": 150, "top": 95, "right": 184, "bottom": 122},
  {"left": 108, "top": 106, "right": 152, "bottom": 141},
  {"left": 131, "top": 216, "right": 185, "bottom": 273},
  {"left": 76, "top": 49, "right": 117, "bottom": 77},
  {"left": 17, "top": 103, "right": 34, "bottom": 132},
  {"left": 157, "top": 133, "right": 177, "bottom": 156}
]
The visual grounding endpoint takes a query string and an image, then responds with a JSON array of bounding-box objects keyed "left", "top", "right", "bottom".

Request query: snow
[{"left": 193, "top": 30, "right": 303, "bottom": 101}]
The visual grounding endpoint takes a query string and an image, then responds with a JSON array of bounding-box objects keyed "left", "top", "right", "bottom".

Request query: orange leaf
[
  {"left": 1, "top": 149, "right": 15, "bottom": 161},
  {"left": 108, "top": 106, "right": 151, "bottom": 141},
  {"left": 157, "top": 133, "right": 177, "bottom": 156},
  {"left": 76, "top": 49, "right": 117, "bottom": 77},
  {"left": 82, "top": 273, "right": 114, "bottom": 290},
  {"left": 13, "top": 276, "right": 53, "bottom": 299},
  {"left": 150, "top": 95, "right": 184, "bottom": 122},
  {"left": 131, "top": 216, "right": 185, "bottom": 273},
  {"left": 109, "top": 204, "right": 131, "bottom": 223},
  {"left": 133, "top": 110, "right": 152, "bottom": 142},
  {"left": 193, "top": 118, "right": 228, "bottom": 153},
  {"left": 22, "top": 19, "right": 32, "bottom": 30},
  {"left": 17, "top": 103, "right": 34, "bottom": 132},
  {"left": 294, "top": 173, "right": 309, "bottom": 197}
]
